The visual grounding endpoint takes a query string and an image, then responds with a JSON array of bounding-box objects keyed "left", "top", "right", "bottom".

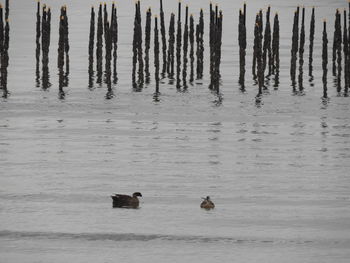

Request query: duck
[
  {"left": 200, "top": 196, "right": 215, "bottom": 210},
  {"left": 111, "top": 192, "right": 142, "bottom": 208}
]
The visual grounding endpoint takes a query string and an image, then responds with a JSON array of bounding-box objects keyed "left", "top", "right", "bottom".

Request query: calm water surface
[{"left": 1, "top": 0, "right": 350, "bottom": 262}]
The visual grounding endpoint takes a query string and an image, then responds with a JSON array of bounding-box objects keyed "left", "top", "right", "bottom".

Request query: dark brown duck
[
  {"left": 111, "top": 192, "right": 142, "bottom": 208},
  {"left": 200, "top": 196, "right": 215, "bottom": 210}
]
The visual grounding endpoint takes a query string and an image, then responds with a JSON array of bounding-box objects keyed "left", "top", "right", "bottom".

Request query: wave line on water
[{"left": 0, "top": 230, "right": 348, "bottom": 246}]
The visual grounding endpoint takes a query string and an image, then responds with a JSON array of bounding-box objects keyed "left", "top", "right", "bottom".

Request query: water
[{"left": 1, "top": 0, "right": 350, "bottom": 262}]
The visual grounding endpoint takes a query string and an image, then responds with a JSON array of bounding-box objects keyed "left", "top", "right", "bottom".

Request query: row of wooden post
[
  {"left": 209, "top": 3, "right": 223, "bottom": 91},
  {"left": 35, "top": 2, "right": 51, "bottom": 90},
  {"left": 89, "top": 2, "right": 118, "bottom": 98},
  {"left": 25, "top": 1, "right": 350, "bottom": 101},
  {"left": 332, "top": 8, "right": 349, "bottom": 95},
  {"left": 289, "top": 4, "right": 350, "bottom": 99},
  {"left": 252, "top": 6, "right": 280, "bottom": 101},
  {"left": 132, "top": 0, "right": 207, "bottom": 92},
  {"left": 322, "top": 2, "right": 350, "bottom": 98}
]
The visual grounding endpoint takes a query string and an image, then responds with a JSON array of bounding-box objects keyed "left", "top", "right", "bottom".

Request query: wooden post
[
  {"left": 189, "top": 14, "right": 194, "bottom": 83},
  {"left": 196, "top": 9, "right": 204, "bottom": 79},
  {"left": 336, "top": 10, "right": 342, "bottom": 93},
  {"left": 263, "top": 6, "right": 271, "bottom": 76},
  {"left": 298, "top": 7, "right": 305, "bottom": 92},
  {"left": 145, "top": 8, "right": 152, "bottom": 84},
  {"left": 88, "top": 6, "right": 95, "bottom": 75},
  {"left": 272, "top": 13, "right": 280, "bottom": 88},
  {"left": 176, "top": 0, "right": 182, "bottom": 89},
  {"left": 290, "top": 8, "right": 299, "bottom": 93},
  {"left": 344, "top": 10, "right": 349, "bottom": 96},
  {"left": 160, "top": 0, "right": 167, "bottom": 77},
  {"left": 154, "top": 16, "right": 160, "bottom": 94},
  {"left": 239, "top": 8, "right": 246, "bottom": 90},
  {"left": 322, "top": 20, "right": 328, "bottom": 99},
  {"left": 182, "top": 5, "right": 189, "bottom": 88},
  {"left": 96, "top": 3, "right": 103, "bottom": 84},
  {"left": 35, "top": 1, "right": 41, "bottom": 77},
  {"left": 308, "top": 7, "right": 315, "bottom": 78},
  {"left": 167, "top": 13, "right": 175, "bottom": 78}
]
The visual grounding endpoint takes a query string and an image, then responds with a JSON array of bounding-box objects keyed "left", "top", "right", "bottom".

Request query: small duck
[
  {"left": 111, "top": 192, "right": 142, "bottom": 208},
  {"left": 200, "top": 196, "right": 215, "bottom": 210}
]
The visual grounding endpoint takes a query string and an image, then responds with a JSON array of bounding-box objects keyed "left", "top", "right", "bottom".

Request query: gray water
[{"left": 1, "top": 0, "right": 350, "bottom": 262}]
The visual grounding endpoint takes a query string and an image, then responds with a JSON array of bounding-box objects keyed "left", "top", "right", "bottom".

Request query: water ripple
[{"left": 1, "top": 230, "right": 347, "bottom": 246}]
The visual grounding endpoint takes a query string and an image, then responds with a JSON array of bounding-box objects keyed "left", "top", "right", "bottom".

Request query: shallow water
[{"left": 1, "top": 0, "right": 350, "bottom": 262}]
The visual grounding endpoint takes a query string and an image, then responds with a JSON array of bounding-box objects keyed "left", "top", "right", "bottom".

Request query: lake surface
[{"left": 1, "top": 0, "right": 350, "bottom": 262}]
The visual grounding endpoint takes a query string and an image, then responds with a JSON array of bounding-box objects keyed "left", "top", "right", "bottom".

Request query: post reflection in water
[
  {"left": 35, "top": 61, "right": 41, "bottom": 88},
  {"left": 211, "top": 88, "right": 223, "bottom": 107},
  {"left": 58, "top": 68, "right": 65, "bottom": 100},
  {"left": 41, "top": 63, "right": 51, "bottom": 90}
]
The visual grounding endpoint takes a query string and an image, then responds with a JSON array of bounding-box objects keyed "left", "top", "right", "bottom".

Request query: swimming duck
[
  {"left": 200, "top": 196, "right": 215, "bottom": 210},
  {"left": 111, "top": 192, "right": 142, "bottom": 208}
]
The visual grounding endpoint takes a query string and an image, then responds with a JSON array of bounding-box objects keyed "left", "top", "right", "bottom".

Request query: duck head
[
  {"left": 132, "top": 192, "right": 142, "bottom": 198},
  {"left": 202, "top": 196, "right": 211, "bottom": 201}
]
